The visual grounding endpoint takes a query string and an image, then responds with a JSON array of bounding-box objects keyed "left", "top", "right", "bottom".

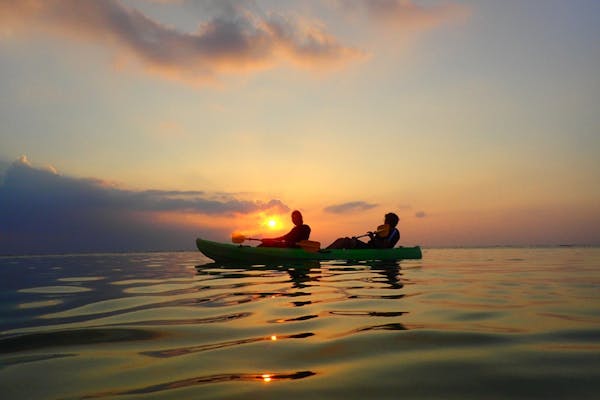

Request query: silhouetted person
[
  {"left": 259, "top": 210, "right": 311, "bottom": 248},
  {"left": 327, "top": 212, "right": 400, "bottom": 249}
]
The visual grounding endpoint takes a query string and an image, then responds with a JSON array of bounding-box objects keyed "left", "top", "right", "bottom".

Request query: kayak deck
[{"left": 196, "top": 238, "right": 422, "bottom": 263}]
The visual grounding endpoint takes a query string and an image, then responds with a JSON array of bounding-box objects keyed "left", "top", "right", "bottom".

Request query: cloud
[
  {"left": 415, "top": 211, "right": 426, "bottom": 218},
  {"left": 0, "top": 0, "right": 361, "bottom": 83},
  {"left": 0, "top": 158, "right": 289, "bottom": 254},
  {"left": 15, "top": 155, "right": 32, "bottom": 167},
  {"left": 336, "top": 0, "right": 470, "bottom": 31},
  {"left": 324, "top": 201, "right": 378, "bottom": 214}
]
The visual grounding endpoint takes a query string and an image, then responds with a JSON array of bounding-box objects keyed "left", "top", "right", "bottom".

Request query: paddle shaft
[
  {"left": 232, "top": 234, "right": 320, "bottom": 251},
  {"left": 355, "top": 224, "right": 389, "bottom": 239}
]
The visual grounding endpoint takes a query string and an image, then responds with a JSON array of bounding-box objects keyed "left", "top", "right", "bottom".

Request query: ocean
[{"left": 1, "top": 247, "right": 599, "bottom": 399}]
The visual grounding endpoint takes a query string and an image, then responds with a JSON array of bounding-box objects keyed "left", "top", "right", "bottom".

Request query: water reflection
[
  {"left": 2, "top": 254, "right": 414, "bottom": 399},
  {"left": 371, "top": 263, "right": 403, "bottom": 289},
  {"left": 327, "top": 260, "right": 404, "bottom": 290},
  {"left": 79, "top": 370, "right": 317, "bottom": 398},
  {"left": 196, "top": 261, "right": 323, "bottom": 289},
  {"left": 142, "top": 332, "right": 315, "bottom": 358},
  {"left": 193, "top": 260, "right": 411, "bottom": 342},
  {"left": 0, "top": 328, "right": 161, "bottom": 354},
  {"left": 2, "top": 249, "right": 600, "bottom": 399},
  {"left": 195, "top": 260, "right": 404, "bottom": 290}
]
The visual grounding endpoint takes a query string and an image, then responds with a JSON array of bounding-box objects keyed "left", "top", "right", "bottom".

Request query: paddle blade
[
  {"left": 297, "top": 240, "right": 321, "bottom": 252},
  {"left": 231, "top": 233, "right": 246, "bottom": 244}
]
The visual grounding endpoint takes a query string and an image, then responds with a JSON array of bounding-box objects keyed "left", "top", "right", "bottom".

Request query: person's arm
[
  {"left": 261, "top": 227, "right": 297, "bottom": 244},
  {"left": 283, "top": 225, "right": 311, "bottom": 244},
  {"left": 370, "top": 229, "right": 399, "bottom": 248},
  {"left": 280, "top": 227, "right": 297, "bottom": 242}
]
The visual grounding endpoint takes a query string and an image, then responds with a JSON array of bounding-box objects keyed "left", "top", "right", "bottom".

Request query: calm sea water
[{"left": 1, "top": 248, "right": 599, "bottom": 399}]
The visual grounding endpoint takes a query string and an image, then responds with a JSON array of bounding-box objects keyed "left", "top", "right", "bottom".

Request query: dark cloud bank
[{"left": 0, "top": 160, "right": 288, "bottom": 255}]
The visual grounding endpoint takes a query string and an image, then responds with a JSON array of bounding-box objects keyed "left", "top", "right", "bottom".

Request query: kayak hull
[{"left": 196, "top": 238, "right": 422, "bottom": 263}]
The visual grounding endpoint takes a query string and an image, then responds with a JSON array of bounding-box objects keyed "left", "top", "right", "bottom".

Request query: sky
[{"left": 1, "top": 0, "right": 599, "bottom": 254}]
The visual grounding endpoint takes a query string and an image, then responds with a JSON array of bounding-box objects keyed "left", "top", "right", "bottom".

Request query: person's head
[
  {"left": 384, "top": 212, "right": 399, "bottom": 228},
  {"left": 291, "top": 210, "right": 303, "bottom": 226}
]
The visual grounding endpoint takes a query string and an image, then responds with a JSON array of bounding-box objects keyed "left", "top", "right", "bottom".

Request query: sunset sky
[{"left": 1, "top": 0, "right": 599, "bottom": 254}]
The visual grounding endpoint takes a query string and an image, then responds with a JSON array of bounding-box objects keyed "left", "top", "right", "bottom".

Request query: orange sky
[{"left": 1, "top": 1, "right": 599, "bottom": 253}]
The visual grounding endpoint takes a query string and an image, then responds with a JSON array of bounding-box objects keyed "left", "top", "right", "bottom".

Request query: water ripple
[
  {"left": 2, "top": 249, "right": 600, "bottom": 400},
  {"left": 19, "top": 286, "right": 92, "bottom": 294},
  {"left": 78, "top": 370, "right": 317, "bottom": 399},
  {"left": 142, "top": 332, "right": 315, "bottom": 358},
  {"left": 0, "top": 328, "right": 161, "bottom": 354}
]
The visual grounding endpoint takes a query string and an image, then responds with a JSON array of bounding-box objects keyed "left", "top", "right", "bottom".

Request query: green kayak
[{"left": 196, "top": 238, "right": 422, "bottom": 263}]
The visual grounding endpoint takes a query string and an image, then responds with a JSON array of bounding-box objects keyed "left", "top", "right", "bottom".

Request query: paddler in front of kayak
[
  {"left": 326, "top": 212, "right": 400, "bottom": 249},
  {"left": 258, "top": 210, "right": 311, "bottom": 248}
]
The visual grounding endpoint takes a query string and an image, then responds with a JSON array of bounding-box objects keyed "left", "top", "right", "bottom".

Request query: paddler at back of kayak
[
  {"left": 326, "top": 212, "right": 400, "bottom": 249},
  {"left": 258, "top": 210, "right": 311, "bottom": 248}
]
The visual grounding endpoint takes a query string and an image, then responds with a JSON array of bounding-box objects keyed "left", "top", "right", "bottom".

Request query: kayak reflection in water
[
  {"left": 258, "top": 210, "right": 311, "bottom": 248},
  {"left": 326, "top": 212, "right": 400, "bottom": 249}
]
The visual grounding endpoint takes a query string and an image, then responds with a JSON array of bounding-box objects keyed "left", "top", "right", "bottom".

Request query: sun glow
[{"left": 262, "top": 215, "right": 282, "bottom": 230}]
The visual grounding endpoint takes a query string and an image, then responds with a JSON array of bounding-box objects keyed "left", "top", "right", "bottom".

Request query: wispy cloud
[
  {"left": 335, "top": 0, "right": 470, "bottom": 30},
  {"left": 324, "top": 201, "right": 378, "bottom": 214},
  {"left": 415, "top": 211, "right": 426, "bottom": 218},
  {"left": 0, "top": 157, "right": 289, "bottom": 254},
  {"left": 0, "top": 0, "right": 362, "bottom": 84}
]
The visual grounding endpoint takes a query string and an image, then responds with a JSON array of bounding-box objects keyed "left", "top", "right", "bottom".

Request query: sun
[{"left": 262, "top": 215, "right": 281, "bottom": 230}]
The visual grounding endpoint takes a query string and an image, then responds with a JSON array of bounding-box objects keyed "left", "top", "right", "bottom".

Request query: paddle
[
  {"left": 231, "top": 234, "right": 321, "bottom": 252},
  {"left": 296, "top": 240, "right": 321, "bottom": 252},
  {"left": 355, "top": 224, "right": 390, "bottom": 239},
  {"left": 231, "top": 234, "right": 260, "bottom": 244}
]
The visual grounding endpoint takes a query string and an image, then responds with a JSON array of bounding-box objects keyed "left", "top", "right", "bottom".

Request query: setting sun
[{"left": 262, "top": 215, "right": 282, "bottom": 230}]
